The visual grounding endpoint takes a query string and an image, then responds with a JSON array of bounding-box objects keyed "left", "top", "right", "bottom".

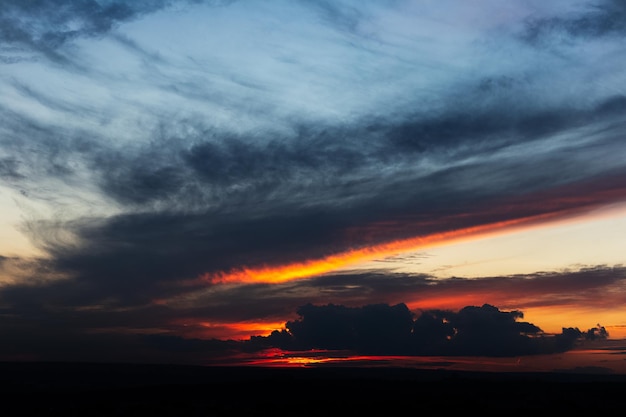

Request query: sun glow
[
  {"left": 196, "top": 321, "right": 286, "bottom": 339},
  {"left": 204, "top": 209, "right": 587, "bottom": 284}
]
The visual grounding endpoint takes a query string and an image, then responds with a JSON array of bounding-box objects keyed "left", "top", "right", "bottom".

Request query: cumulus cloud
[
  {"left": 1, "top": 265, "right": 623, "bottom": 363},
  {"left": 247, "top": 303, "right": 592, "bottom": 357},
  {"left": 0, "top": 301, "right": 598, "bottom": 363}
]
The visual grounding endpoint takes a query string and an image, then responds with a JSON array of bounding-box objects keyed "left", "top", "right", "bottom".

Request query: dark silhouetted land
[{"left": 1, "top": 361, "right": 625, "bottom": 415}]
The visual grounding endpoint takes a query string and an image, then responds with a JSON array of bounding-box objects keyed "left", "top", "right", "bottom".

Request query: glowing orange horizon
[
  {"left": 204, "top": 209, "right": 587, "bottom": 285},
  {"left": 200, "top": 321, "right": 286, "bottom": 338}
]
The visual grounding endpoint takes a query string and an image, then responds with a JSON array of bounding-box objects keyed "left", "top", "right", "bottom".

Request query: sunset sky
[{"left": 0, "top": 0, "right": 625, "bottom": 371}]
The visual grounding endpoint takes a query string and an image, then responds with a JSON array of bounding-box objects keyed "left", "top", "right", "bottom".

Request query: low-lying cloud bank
[
  {"left": 0, "top": 299, "right": 608, "bottom": 364},
  {"left": 247, "top": 303, "right": 605, "bottom": 357},
  {"left": 142, "top": 303, "right": 606, "bottom": 362}
]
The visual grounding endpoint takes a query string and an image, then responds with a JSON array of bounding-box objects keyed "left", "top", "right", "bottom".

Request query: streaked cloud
[{"left": 0, "top": 0, "right": 625, "bottom": 363}]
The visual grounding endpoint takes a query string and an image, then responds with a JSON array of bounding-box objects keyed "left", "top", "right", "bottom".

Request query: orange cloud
[
  {"left": 170, "top": 319, "right": 286, "bottom": 340},
  {"left": 204, "top": 210, "right": 576, "bottom": 285},
  {"left": 200, "top": 174, "right": 626, "bottom": 286}
]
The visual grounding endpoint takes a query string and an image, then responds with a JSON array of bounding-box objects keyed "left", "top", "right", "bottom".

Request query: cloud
[
  {"left": 1, "top": 261, "right": 621, "bottom": 362},
  {"left": 521, "top": 0, "right": 626, "bottom": 44},
  {"left": 7, "top": 168, "right": 620, "bottom": 310},
  {"left": 3, "top": 87, "right": 623, "bottom": 304},
  {"left": 0, "top": 157, "right": 23, "bottom": 180},
  {"left": 249, "top": 303, "right": 587, "bottom": 357},
  {"left": 0, "top": 0, "right": 625, "bottom": 366},
  {"left": 0, "top": 0, "right": 233, "bottom": 63},
  {"left": 0, "top": 301, "right": 592, "bottom": 363},
  {"left": 4, "top": 264, "right": 623, "bottom": 339},
  {"left": 151, "top": 265, "right": 626, "bottom": 336},
  {"left": 93, "top": 93, "right": 626, "bottom": 211}
]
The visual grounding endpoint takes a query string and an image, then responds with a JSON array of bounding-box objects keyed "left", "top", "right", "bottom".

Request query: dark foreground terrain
[{"left": 1, "top": 362, "right": 625, "bottom": 415}]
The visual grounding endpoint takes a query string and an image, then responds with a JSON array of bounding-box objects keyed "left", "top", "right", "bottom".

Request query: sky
[{"left": 0, "top": 0, "right": 625, "bottom": 372}]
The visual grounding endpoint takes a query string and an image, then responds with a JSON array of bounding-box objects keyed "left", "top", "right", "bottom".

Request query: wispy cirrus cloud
[
  {"left": 521, "top": 0, "right": 626, "bottom": 43},
  {"left": 0, "top": 0, "right": 236, "bottom": 62}
]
